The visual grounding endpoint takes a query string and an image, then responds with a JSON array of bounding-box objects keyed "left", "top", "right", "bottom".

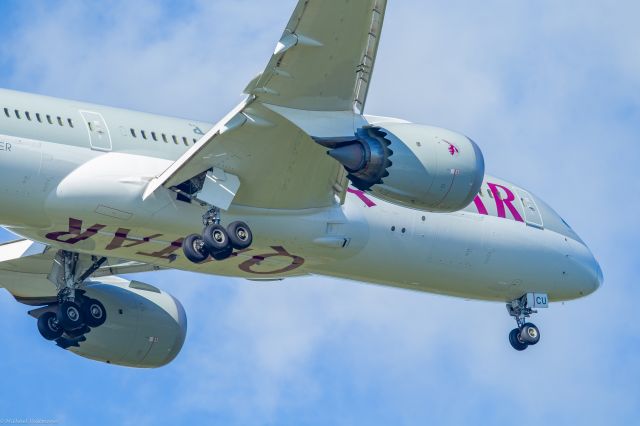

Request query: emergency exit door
[{"left": 80, "top": 110, "right": 112, "bottom": 151}]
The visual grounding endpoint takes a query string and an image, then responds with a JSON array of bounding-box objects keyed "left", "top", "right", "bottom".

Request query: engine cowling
[
  {"left": 66, "top": 278, "right": 187, "bottom": 368},
  {"left": 326, "top": 123, "right": 485, "bottom": 212}
]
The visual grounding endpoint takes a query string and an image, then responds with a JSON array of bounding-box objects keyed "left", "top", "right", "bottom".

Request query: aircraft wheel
[
  {"left": 211, "top": 246, "right": 233, "bottom": 261},
  {"left": 37, "top": 311, "right": 64, "bottom": 341},
  {"left": 509, "top": 328, "right": 528, "bottom": 351},
  {"left": 203, "top": 224, "right": 230, "bottom": 253},
  {"left": 227, "top": 221, "right": 253, "bottom": 250},
  {"left": 519, "top": 323, "right": 540, "bottom": 345},
  {"left": 81, "top": 298, "right": 107, "bottom": 328},
  {"left": 183, "top": 234, "right": 209, "bottom": 263},
  {"left": 57, "top": 301, "right": 85, "bottom": 331}
]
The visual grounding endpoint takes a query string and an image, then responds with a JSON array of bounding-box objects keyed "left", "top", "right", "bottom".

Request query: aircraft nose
[
  {"left": 594, "top": 259, "right": 604, "bottom": 290},
  {"left": 568, "top": 243, "right": 603, "bottom": 296}
]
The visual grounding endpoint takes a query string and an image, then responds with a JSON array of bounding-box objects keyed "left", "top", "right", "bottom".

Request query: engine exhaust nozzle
[{"left": 327, "top": 143, "right": 366, "bottom": 171}]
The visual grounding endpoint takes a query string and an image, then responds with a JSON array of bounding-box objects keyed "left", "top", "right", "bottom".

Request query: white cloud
[{"left": 0, "top": 0, "right": 639, "bottom": 424}]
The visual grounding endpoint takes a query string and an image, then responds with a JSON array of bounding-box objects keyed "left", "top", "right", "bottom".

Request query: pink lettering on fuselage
[
  {"left": 43, "top": 218, "right": 306, "bottom": 274},
  {"left": 238, "top": 246, "right": 305, "bottom": 275},
  {"left": 347, "top": 182, "right": 524, "bottom": 223},
  {"left": 472, "top": 196, "right": 489, "bottom": 215},
  {"left": 473, "top": 183, "right": 524, "bottom": 222},
  {"left": 487, "top": 183, "right": 524, "bottom": 222},
  {"left": 347, "top": 188, "right": 376, "bottom": 207},
  {"left": 45, "top": 218, "right": 106, "bottom": 244}
]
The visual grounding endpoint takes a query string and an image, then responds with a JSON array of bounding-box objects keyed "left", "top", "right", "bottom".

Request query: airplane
[{"left": 0, "top": 0, "right": 602, "bottom": 368}]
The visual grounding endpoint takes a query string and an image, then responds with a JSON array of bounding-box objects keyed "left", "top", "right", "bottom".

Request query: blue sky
[{"left": 0, "top": 1, "right": 638, "bottom": 425}]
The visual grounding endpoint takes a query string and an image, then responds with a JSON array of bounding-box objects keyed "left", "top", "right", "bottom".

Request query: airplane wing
[
  {"left": 143, "top": 0, "right": 387, "bottom": 210},
  {"left": 0, "top": 239, "right": 163, "bottom": 305},
  {"left": 244, "top": 0, "right": 386, "bottom": 112}
]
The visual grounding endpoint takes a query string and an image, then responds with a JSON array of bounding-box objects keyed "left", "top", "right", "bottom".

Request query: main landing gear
[
  {"left": 36, "top": 251, "right": 108, "bottom": 346},
  {"left": 507, "top": 293, "right": 547, "bottom": 351},
  {"left": 182, "top": 206, "right": 253, "bottom": 263}
]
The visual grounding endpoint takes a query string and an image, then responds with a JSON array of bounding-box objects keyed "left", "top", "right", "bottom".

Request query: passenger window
[
  {"left": 14, "top": 110, "right": 21, "bottom": 119},
  {"left": 130, "top": 128, "right": 136, "bottom": 137},
  {"left": 3, "top": 108, "right": 9, "bottom": 118},
  {"left": 151, "top": 131, "right": 157, "bottom": 141},
  {"left": 36, "top": 113, "right": 42, "bottom": 123},
  {"left": 25, "top": 111, "right": 31, "bottom": 121},
  {"left": 172, "top": 135, "right": 178, "bottom": 144},
  {"left": 57, "top": 116, "right": 63, "bottom": 126},
  {"left": 182, "top": 136, "right": 188, "bottom": 146},
  {"left": 162, "top": 134, "right": 168, "bottom": 143},
  {"left": 46, "top": 115, "right": 53, "bottom": 124},
  {"left": 67, "top": 118, "right": 74, "bottom": 128},
  {"left": 141, "top": 130, "right": 147, "bottom": 140},
  {"left": 88, "top": 122, "right": 94, "bottom": 131},
  {"left": 487, "top": 187, "right": 494, "bottom": 198}
]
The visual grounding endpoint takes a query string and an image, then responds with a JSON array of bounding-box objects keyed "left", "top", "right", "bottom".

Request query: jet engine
[
  {"left": 43, "top": 278, "right": 187, "bottom": 368},
  {"left": 323, "top": 123, "right": 485, "bottom": 212}
]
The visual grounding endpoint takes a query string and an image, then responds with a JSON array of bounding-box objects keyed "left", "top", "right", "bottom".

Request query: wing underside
[
  {"left": 143, "top": 0, "right": 387, "bottom": 210},
  {"left": 0, "top": 239, "right": 161, "bottom": 304},
  {"left": 245, "top": 0, "right": 387, "bottom": 112}
]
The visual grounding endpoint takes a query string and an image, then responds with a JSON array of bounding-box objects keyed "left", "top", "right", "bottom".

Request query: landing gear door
[
  {"left": 516, "top": 189, "right": 544, "bottom": 229},
  {"left": 80, "top": 110, "right": 112, "bottom": 152}
]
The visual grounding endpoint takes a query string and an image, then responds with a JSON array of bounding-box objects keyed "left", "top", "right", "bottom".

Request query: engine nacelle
[
  {"left": 66, "top": 278, "right": 187, "bottom": 368},
  {"left": 326, "top": 123, "right": 484, "bottom": 212}
]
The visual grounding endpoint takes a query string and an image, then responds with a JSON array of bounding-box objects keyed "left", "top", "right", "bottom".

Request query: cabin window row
[
  {"left": 3, "top": 107, "right": 74, "bottom": 128},
  {"left": 129, "top": 128, "right": 198, "bottom": 146}
]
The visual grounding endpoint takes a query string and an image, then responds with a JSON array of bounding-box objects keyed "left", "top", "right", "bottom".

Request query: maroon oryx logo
[{"left": 444, "top": 140, "right": 459, "bottom": 156}]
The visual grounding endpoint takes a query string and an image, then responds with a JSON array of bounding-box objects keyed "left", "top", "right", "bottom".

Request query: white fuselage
[{"left": 0, "top": 88, "right": 602, "bottom": 302}]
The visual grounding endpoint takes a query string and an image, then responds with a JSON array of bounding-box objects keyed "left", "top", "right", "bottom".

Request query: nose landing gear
[
  {"left": 182, "top": 206, "right": 254, "bottom": 263},
  {"left": 507, "top": 293, "right": 546, "bottom": 351}
]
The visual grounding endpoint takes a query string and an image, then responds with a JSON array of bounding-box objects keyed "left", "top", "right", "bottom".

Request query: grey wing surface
[{"left": 143, "top": 0, "right": 387, "bottom": 210}]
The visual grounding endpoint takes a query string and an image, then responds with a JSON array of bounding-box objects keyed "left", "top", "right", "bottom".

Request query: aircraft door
[
  {"left": 80, "top": 110, "right": 112, "bottom": 151},
  {"left": 516, "top": 189, "right": 544, "bottom": 229}
]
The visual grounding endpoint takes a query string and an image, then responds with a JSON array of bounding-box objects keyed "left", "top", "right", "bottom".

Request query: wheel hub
[
  {"left": 48, "top": 317, "right": 60, "bottom": 331},
  {"left": 67, "top": 307, "right": 79, "bottom": 321},
  {"left": 90, "top": 305, "right": 102, "bottom": 318}
]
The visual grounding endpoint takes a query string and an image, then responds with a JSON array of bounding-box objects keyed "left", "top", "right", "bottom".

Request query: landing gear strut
[
  {"left": 183, "top": 205, "right": 253, "bottom": 263},
  {"left": 36, "top": 251, "right": 108, "bottom": 344},
  {"left": 507, "top": 293, "right": 546, "bottom": 351}
]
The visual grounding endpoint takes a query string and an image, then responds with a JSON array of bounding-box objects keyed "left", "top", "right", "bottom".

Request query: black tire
[
  {"left": 203, "top": 224, "right": 230, "bottom": 253},
  {"left": 227, "top": 221, "right": 253, "bottom": 250},
  {"left": 65, "top": 325, "right": 90, "bottom": 339},
  {"left": 211, "top": 246, "right": 233, "bottom": 261},
  {"left": 57, "top": 300, "right": 85, "bottom": 331},
  {"left": 37, "top": 311, "right": 63, "bottom": 340},
  {"left": 81, "top": 298, "right": 107, "bottom": 328},
  {"left": 183, "top": 234, "right": 209, "bottom": 263},
  {"left": 520, "top": 323, "right": 540, "bottom": 345},
  {"left": 509, "top": 328, "right": 528, "bottom": 351}
]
